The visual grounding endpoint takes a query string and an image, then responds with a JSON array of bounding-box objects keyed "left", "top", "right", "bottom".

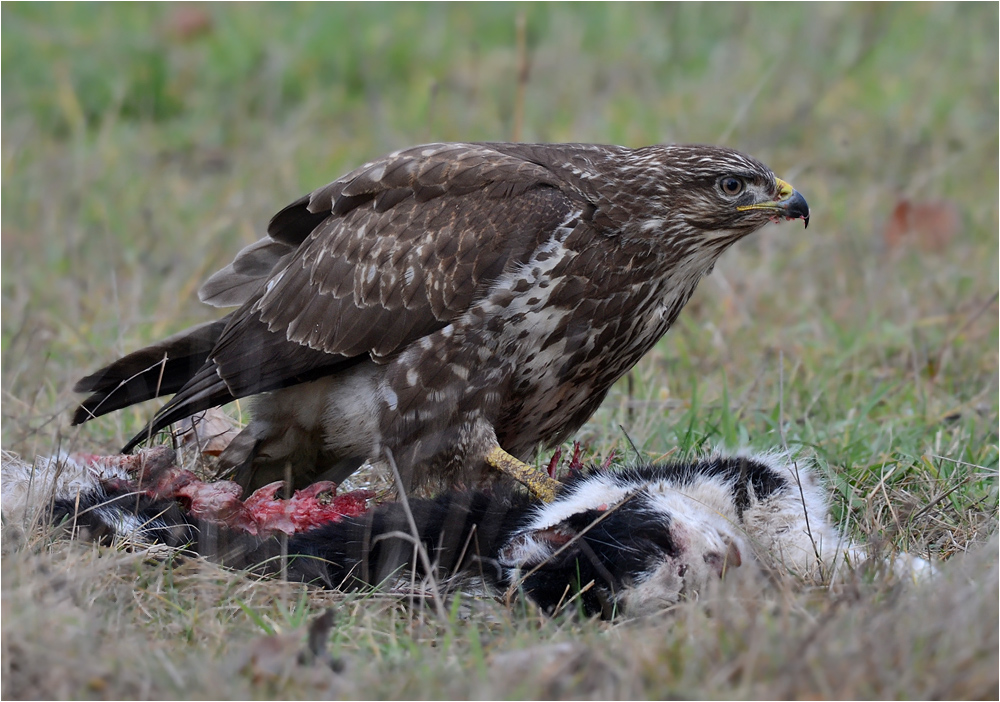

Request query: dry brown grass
[{"left": 3, "top": 525, "right": 996, "bottom": 700}]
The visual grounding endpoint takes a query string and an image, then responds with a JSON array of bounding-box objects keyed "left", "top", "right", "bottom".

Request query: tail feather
[
  {"left": 121, "top": 363, "right": 235, "bottom": 453},
  {"left": 73, "top": 318, "right": 230, "bottom": 425}
]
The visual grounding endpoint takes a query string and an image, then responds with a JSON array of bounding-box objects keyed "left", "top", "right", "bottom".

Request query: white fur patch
[
  {"left": 502, "top": 448, "right": 937, "bottom": 614},
  {"left": 1, "top": 450, "right": 129, "bottom": 526}
]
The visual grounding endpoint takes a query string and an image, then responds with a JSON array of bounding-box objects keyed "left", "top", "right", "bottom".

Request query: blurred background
[{"left": 2, "top": 4, "right": 996, "bottom": 485}]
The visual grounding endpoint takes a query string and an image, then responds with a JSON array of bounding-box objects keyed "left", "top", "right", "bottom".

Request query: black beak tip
[{"left": 783, "top": 190, "right": 810, "bottom": 228}]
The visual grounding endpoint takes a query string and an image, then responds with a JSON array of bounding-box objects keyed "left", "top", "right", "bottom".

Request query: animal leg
[{"left": 485, "top": 445, "right": 560, "bottom": 502}]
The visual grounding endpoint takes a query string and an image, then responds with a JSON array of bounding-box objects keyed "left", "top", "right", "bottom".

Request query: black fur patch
[
  {"left": 609, "top": 454, "right": 788, "bottom": 516},
  {"left": 518, "top": 501, "right": 680, "bottom": 618}
]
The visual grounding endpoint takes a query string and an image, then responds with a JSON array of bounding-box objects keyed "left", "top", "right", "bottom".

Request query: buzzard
[{"left": 72, "top": 142, "right": 809, "bottom": 500}]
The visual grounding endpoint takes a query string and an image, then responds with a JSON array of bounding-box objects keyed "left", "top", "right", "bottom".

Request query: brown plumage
[{"left": 73, "top": 142, "right": 809, "bottom": 494}]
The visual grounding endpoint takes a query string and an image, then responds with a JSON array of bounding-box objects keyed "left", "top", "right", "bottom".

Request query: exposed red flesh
[
  {"left": 546, "top": 442, "right": 615, "bottom": 479},
  {"left": 545, "top": 446, "right": 563, "bottom": 479},
  {"left": 72, "top": 447, "right": 373, "bottom": 536},
  {"left": 566, "top": 441, "right": 585, "bottom": 473}
]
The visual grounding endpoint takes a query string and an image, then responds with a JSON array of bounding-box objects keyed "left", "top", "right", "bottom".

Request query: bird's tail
[
  {"left": 119, "top": 362, "right": 236, "bottom": 454},
  {"left": 72, "top": 317, "right": 231, "bottom": 426}
]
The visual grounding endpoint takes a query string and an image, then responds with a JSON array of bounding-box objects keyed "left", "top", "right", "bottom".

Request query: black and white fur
[{"left": 2, "top": 450, "right": 929, "bottom": 618}]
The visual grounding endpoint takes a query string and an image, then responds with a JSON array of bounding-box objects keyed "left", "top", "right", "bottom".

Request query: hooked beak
[{"left": 737, "top": 177, "right": 810, "bottom": 228}]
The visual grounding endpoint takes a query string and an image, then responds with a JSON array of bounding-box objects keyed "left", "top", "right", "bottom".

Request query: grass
[{"left": 2, "top": 3, "right": 998, "bottom": 699}]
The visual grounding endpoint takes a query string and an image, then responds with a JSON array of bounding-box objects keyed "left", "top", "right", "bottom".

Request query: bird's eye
[{"left": 719, "top": 177, "right": 744, "bottom": 196}]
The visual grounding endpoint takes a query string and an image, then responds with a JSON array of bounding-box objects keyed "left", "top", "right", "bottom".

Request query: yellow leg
[{"left": 485, "top": 445, "right": 561, "bottom": 502}]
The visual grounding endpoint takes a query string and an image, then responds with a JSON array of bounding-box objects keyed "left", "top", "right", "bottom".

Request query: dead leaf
[
  {"left": 883, "top": 198, "right": 961, "bottom": 253},
  {"left": 175, "top": 408, "right": 240, "bottom": 456},
  {"left": 166, "top": 5, "right": 213, "bottom": 42}
]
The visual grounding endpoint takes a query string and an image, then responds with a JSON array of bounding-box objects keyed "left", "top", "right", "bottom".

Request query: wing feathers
[
  {"left": 248, "top": 184, "right": 578, "bottom": 364},
  {"left": 199, "top": 238, "right": 294, "bottom": 307},
  {"left": 267, "top": 194, "right": 330, "bottom": 247},
  {"left": 81, "top": 143, "right": 595, "bottom": 439},
  {"left": 373, "top": 188, "right": 411, "bottom": 213}
]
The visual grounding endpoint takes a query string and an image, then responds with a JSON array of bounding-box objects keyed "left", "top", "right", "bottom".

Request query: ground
[{"left": 2, "top": 4, "right": 997, "bottom": 699}]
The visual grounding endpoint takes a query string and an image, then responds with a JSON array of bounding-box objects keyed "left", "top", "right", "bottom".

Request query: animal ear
[
  {"left": 703, "top": 537, "right": 743, "bottom": 577},
  {"left": 497, "top": 522, "right": 581, "bottom": 567},
  {"left": 529, "top": 525, "right": 577, "bottom": 547}
]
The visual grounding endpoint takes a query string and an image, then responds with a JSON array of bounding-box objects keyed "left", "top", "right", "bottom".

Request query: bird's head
[{"left": 623, "top": 144, "right": 809, "bottom": 242}]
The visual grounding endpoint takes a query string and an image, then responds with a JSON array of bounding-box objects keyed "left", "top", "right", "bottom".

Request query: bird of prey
[{"left": 73, "top": 142, "right": 809, "bottom": 500}]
